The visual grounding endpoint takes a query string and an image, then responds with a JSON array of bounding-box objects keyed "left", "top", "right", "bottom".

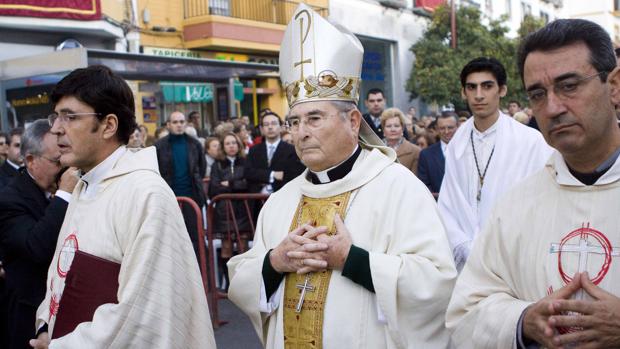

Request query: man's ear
[
  {"left": 608, "top": 67, "right": 620, "bottom": 106},
  {"left": 349, "top": 109, "right": 362, "bottom": 134},
  {"left": 461, "top": 88, "right": 466, "bottom": 100},
  {"left": 101, "top": 114, "right": 119, "bottom": 141},
  {"left": 499, "top": 84, "right": 508, "bottom": 98},
  {"left": 24, "top": 154, "right": 35, "bottom": 169}
]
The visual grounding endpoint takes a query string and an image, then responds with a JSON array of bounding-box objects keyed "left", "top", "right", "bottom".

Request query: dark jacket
[
  {"left": 0, "top": 170, "right": 68, "bottom": 348},
  {"left": 244, "top": 140, "right": 305, "bottom": 193},
  {"left": 417, "top": 142, "right": 446, "bottom": 194},
  {"left": 154, "top": 134, "right": 206, "bottom": 207},
  {"left": 209, "top": 157, "right": 250, "bottom": 233},
  {"left": 363, "top": 113, "right": 383, "bottom": 139},
  {"left": 0, "top": 161, "right": 19, "bottom": 188}
]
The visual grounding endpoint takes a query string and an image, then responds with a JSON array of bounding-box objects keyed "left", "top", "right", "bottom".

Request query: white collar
[
  {"left": 310, "top": 145, "right": 359, "bottom": 184},
  {"left": 453, "top": 112, "right": 509, "bottom": 159},
  {"left": 6, "top": 159, "right": 20, "bottom": 170},
  {"left": 265, "top": 138, "right": 281, "bottom": 148},
  {"left": 552, "top": 150, "right": 620, "bottom": 186},
  {"left": 441, "top": 141, "right": 448, "bottom": 154},
  {"left": 226, "top": 156, "right": 236, "bottom": 163},
  {"left": 80, "top": 146, "right": 126, "bottom": 197},
  {"left": 472, "top": 114, "right": 500, "bottom": 138}
]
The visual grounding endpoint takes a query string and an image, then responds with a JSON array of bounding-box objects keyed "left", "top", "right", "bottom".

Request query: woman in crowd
[
  {"left": 415, "top": 133, "right": 435, "bottom": 150},
  {"left": 380, "top": 108, "right": 421, "bottom": 175},
  {"left": 208, "top": 132, "right": 250, "bottom": 288},
  {"left": 233, "top": 124, "right": 252, "bottom": 154}
]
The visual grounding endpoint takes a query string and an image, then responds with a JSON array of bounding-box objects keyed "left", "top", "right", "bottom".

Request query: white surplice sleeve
[
  {"left": 438, "top": 139, "right": 476, "bottom": 271},
  {"left": 369, "top": 165, "right": 457, "bottom": 348},
  {"left": 446, "top": 206, "right": 533, "bottom": 349}
]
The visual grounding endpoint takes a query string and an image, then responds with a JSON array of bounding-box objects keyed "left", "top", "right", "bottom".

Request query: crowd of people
[{"left": 0, "top": 4, "right": 620, "bottom": 348}]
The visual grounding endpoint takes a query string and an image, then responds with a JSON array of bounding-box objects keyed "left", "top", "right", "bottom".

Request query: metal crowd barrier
[{"left": 205, "top": 193, "right": 270, "bottom": 328}]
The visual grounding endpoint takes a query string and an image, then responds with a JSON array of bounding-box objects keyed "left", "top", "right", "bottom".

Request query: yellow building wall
[
  {"left": 260, "top": 78, "right": 288, "bottom": 119},
  {"left": 135, "top": 0, "right": 329, "bottom": 123},
  {"left": 101, "top": 0, "right": 128, "bottom": 23},
  {"left": 138, "top": 0, "right": 185, "bottom": 48}
]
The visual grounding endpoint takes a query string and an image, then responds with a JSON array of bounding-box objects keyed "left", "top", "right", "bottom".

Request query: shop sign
[{"left": 161, "top": 82, "right": 214, "bottom": 103}]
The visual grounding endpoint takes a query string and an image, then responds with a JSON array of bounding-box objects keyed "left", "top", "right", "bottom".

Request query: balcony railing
[{"left": 184, "top": 0, "right": 329, "bottom": 25}]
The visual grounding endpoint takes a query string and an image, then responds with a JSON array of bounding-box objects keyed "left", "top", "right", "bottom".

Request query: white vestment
[
  {"left": 36, "top": 146, "right": 215, "bottom": 348},
  {"left": 228, "top": 147, "right": 457, "bottom": 349},
  {"left": 438, "top": 113, "right": 553, "bottom": 269},
  {"left": 446, "top": 150, "right": 620, "bottom": 348}
]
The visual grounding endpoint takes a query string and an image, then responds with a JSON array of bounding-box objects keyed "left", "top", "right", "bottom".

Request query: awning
[
  {"left": 0, "top": 47, "right": 278, "bottom": 129},
  {"left": 0, "top": 47, "right": 278, "bottom": 82}
]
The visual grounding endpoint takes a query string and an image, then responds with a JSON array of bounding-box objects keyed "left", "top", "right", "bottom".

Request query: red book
[{"left": 52, "top": 250, "right": 121, "bottom": 339}]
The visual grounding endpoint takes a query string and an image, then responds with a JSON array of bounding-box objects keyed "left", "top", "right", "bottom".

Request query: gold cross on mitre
[
  {"left": 278, "top": 2, "right": 368, "bottom": 141},
  {"left": 293, "top": 9, "right": 313, "bottom": 81}
]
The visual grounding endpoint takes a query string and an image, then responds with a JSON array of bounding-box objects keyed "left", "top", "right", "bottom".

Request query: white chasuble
[
  {"left": 36, "top": 147, "right": 215, "bottom": 348},
  {"left": 438, "top": 114, "right": 553, "bottom": 270},
  {"left": 228, "top": 147, "right": 457, "bottom": 349},
  {"left": 446, "top": 151, "right": 620, "bottom": 348}
]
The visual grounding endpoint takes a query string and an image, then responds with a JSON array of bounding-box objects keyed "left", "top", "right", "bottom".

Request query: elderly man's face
[
  {"left": 289, "top": 101, "right": 360, "bottom": 172},
  {"left": 524, "top": 41, "right": 617, "bottom": 157},
  {"left": 27, "top": 132, "right": 62, "bottom": 192},
  {"left": 437, "top": 117, "right": 458, "bottom": 144}
]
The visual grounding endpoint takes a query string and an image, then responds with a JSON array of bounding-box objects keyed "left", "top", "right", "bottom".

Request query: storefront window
[{"left": 358, "top": 36, "right": 394, "bottom": 113}]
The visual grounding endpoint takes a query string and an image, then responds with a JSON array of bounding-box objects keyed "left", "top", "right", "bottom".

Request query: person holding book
[{"left": 31, "top": 65, "right": 215, "bottom": 348}]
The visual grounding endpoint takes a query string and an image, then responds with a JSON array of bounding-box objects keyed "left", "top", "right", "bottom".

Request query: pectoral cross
[
  {"left": 295, "top": 275, "right": 315, "bottom": 313},
  {"left": 550, "top": 228, "right": 620, "bottom": 300},
  {"left": 293, "top": 9, "right": 312, "bottom": 81}
]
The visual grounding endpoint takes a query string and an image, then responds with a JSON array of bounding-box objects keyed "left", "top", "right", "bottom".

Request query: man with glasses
[
  {"left": 244, "top": 111, "right": 304, "bottom": 195},
  {"left": 417, "top": 112, "right": 458, "bottom": 194},
  {"left": 32, "top": 66, "right": 215, "bottom": 348},
  {"left": 0, "top": 119, "right": 78, "bottom": 349},
  {"left": 447, "top": 19, "right": 620, "bottom": 349},
  {"left": 228, "top": 4, "right": 456, "bottom": 348},
  {"left": 0, "top": 128, "right": 24, "bottom": 188},
  {"left": 438, "top": 57, "right": 553, "bottom": 272}
]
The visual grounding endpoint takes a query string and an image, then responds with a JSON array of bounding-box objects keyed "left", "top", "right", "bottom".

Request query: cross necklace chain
[{"left": 470, "top": 130, "right": 495, "bottom": 202}]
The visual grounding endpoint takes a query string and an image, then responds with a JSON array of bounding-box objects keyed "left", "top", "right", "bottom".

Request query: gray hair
[
  {"left": 21, "top": 119, "right": 51, "bottom": 157},
  {"left": 329, "top": 100, "right": 357, "bottom": 120}
]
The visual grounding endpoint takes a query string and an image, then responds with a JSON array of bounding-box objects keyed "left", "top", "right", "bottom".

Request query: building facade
[
  {"left": 562, "top": 0, "right": 620, "bottom": 46},
  {"left": 330, "top": 0, "right": 429, "bottom": 114},
  {"left": 455, "top": 0, "right": 563, "bottom": 37},
  {"left": 0, "top": 0, "right": 434, "bottom": 132}
]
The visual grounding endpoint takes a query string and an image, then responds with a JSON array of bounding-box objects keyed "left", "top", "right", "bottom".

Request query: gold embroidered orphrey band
[{"left": 283, "top": 192, "right": 352, "bottom": 349}]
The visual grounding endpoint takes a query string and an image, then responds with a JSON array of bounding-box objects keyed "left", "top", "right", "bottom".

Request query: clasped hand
[
  {"left": 522, "top": 272, "right": 620, "bottom": 349},
  {"left": 270, "top": 214, "right": 352, "bottom": 274}
]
